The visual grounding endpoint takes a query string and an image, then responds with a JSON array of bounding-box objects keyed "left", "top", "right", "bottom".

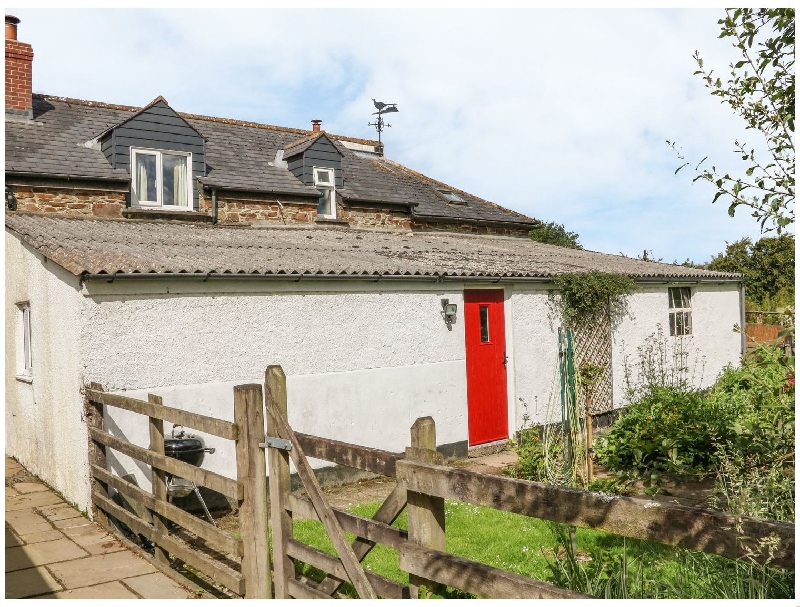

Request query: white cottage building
[{"left": 5, "top": 16, "right": 743, "bottom": 512}]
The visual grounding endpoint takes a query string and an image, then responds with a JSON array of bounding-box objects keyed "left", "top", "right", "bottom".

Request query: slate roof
[
  {"left": 5, "top": 213, "right": 741, "bottom": 281},
  {"left": 5, "top": 95, "right": 537, "bottom": 226},
  {"left": 5, "top": 97, "right": 130, "bottom": 182}
]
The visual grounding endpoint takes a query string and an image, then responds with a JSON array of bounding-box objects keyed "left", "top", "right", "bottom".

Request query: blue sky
[{"left": 7, "top": 7, "right": 783, "bottom": 262}]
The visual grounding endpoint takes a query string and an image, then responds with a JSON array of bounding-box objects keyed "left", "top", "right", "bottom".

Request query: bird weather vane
[{"left": 368, "top": 99, "right": 399, "bottom": 148}]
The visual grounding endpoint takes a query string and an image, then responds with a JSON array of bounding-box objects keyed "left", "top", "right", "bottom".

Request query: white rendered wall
[
  {"left": 81, "top": 280, "right": 469, "bottom": 486},
  {"left": 108, "top": 361, "right": 467, "bottom": 491},
  {"left": 612, "top": 284, "right": 742, "bottom": 408},
  {"left": 5, "top": 233, "right": 90, "bottom": 512},
  {"left": 506, "top": 283, "right": 743, "bottom": 427},
  {"left": 506, "top": 285, "right": 561, "bottom": 427},
  {"left": 83, "top": 283, "right": 466, "bottom": 389}
]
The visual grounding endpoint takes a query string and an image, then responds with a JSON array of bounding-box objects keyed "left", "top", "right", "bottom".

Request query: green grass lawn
[{"left": 291, "top": 499, "right": 682, "bottom": 598}]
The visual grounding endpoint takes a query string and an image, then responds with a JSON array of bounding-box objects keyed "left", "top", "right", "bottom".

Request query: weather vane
[{"left": 368, "top": 99, "right": 398, "bottom": 148}]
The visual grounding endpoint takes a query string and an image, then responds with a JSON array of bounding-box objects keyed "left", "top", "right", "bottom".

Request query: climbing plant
[
  {"left": 549, "top": 271, "right": 636, "bottom": 330},
  {"left": 546, "top": 272, "right": 636, "bottom": 492}
]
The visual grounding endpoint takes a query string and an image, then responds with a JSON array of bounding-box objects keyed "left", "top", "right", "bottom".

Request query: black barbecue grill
[{"left": 164, "top": 427, "right": 216, "bottom": 526}]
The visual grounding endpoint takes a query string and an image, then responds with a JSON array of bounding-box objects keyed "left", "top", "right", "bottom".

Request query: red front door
[{"left": 464, "top": 289, "right": 509, "bottom": 446}]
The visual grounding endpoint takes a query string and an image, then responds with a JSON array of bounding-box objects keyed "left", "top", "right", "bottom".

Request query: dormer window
[
  {"left": 436, "top": 189, "right": 466, "bottom": 204},
  {"left": 314, "top": 166, "right": 336, "bottom": 219},
  {"left": 131, "top": 148, "right": 192, "bottom": 209}
]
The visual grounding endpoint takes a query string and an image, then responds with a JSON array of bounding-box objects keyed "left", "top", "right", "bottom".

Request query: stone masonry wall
[
  {"left": 200, "top": 191, "right": 320, "bottom": 224},
  {"left": 343, "top": 207, "right": 411, "bottom": 230},
  {"left": 411, "top": 219, "right": 531, "bottom": 238},
  {"left": 11, "top": 187, "right": 125, "bottom": 218},
  {"left": 200, "top": 190, "right": 413, "bottom": 229},
  {"left": 197, "top": 190, "right": 528, "bottom": 236}
]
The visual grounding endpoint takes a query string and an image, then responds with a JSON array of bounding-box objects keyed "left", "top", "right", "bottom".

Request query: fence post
[
  {"left": 234, "top": 384, "right": 272, "bottom": 599},
  {"left": 265, "top": 366, "right": 294, "bottom": 599},
  {"left": 406, "top": 416, "right": 445, "bottom": 598},
  {"left": 87, "top": 382, "right": 109, "bottom": 528},
  {"left": 147, "top": 394, "right": 170, "bottom": 567}
]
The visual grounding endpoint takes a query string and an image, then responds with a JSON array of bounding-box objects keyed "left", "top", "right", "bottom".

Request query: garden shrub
[
  {"left": 504, "top": 427, "right": 548, "bottom": 482},
  {"left": 706, "top": 341, "right": 795, "bottom": 521},
  {"left": 595, "top": 338, "right": 794, "bottom": 509},
  {"left": 593, "top": 386, "right": 737, "bottom": 483}
]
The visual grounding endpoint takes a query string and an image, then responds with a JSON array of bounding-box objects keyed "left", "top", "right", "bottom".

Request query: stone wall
[
  {"left": 199, "top": 190, "right": 320, "bottom": 224},
  {"left": 11, "top": 187, "right": 125, "bottom": 218},
  {"left": 342, "top": 207, "right": 411, "bottom": 230},
  {"left": 411, "top": 219, "right": 531, "bottom": 238},
  {"left": 9, "top": 184, "right": 531, "bottom": 237}
]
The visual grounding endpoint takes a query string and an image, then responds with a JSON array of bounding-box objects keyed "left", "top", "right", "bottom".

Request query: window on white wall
[
  {"left": 16, "top": 302, "right": 32, "bottom": 379},
  {"left": 668, "top": 287, "right": 692, "bottom": 336}
]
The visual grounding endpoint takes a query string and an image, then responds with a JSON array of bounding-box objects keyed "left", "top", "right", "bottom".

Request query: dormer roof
[
  {"left": 92, "top": 96, "right": 206, "bottom": 142},
  {"left": 282, "top": 132, "right": 340, "bottom": 159}
]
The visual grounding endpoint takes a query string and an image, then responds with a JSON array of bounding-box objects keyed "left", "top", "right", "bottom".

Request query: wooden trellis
[{"left": 573, "top": 312, "right": 614, "bottom": 416}]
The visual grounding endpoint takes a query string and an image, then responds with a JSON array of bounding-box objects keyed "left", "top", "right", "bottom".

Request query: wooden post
[
  {"left": 265, "top": 366, "right": 294, "bottom": 599},
  {"left": 234, "top": 384, "right": 272, "bottom": 599},
  {"left": 87, "top": 382, "right": 109, "bottom": 528},
  {"left": 266, "top": 380, "right": 377, "bottom": 599},
  {"left": 406, "top": 417, "right": 445, "bottom": 598},
  {"left": 585, "top": 390, "right": 594, "bottom": 484},
  {"left": 148, "top": 394, "right": 170, "bottom": 567}
]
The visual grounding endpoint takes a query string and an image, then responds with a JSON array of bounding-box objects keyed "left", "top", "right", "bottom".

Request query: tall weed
[
  {"left": 657, "top": 550, "right": 795, "bottom": 599},
  {"left": 621, "top": 324, "right": 705, "bottom": 403},
  {"left": 544, "top": 524, "right": 653, "bottom": 599}
]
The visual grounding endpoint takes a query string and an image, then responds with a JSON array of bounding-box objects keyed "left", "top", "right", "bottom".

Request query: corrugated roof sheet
[{"left": 6, "top": 214, "right": 741, "bottom": 281}]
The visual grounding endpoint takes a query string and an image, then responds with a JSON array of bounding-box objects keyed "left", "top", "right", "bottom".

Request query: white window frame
[
  {"left": 16, "top": 302, "right": 32, "bottom": 381},
  {"left": 668, "top": 287, "right": 692, "bottom": 337},
  {"left": 313, "top": 166, "right": 336, "bottom": 219},
  {"left": 131, "top": 147, "right": 193, "bottom": 211}
]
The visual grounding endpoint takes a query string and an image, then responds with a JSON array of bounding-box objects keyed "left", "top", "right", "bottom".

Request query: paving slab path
[{"left": 5, "top": 456, "right": 206, "bottom": 599}]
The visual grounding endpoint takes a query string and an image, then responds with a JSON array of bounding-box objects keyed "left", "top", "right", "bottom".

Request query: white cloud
[{"left": 8, "top": 7, "right": 782, "bottom": 262}]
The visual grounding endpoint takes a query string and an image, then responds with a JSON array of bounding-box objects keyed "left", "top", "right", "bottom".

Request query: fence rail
[
  {"left": 86, "top": 384, "right": 270, "bottom": 598},
  {"left": 86, "top": 367, "right": 795, "bottom": 600},
  {"left": 395, "top": 459, "right": 794, "bottom": 569},
  {"left": 85, "top": 389, "right": 238, "bottom": 439},
  {"left": 263, "top": 364, "right": 794, "bottom": 599}
]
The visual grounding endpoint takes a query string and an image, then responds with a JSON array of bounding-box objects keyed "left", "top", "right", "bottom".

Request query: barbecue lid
[{"left": 164, "top": 437, "right": 204, "bottom": 455}]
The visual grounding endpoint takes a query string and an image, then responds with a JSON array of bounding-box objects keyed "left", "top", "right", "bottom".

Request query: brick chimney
[
  {"left": 311, "top": 119, "right": 322, "bottom": 132},
  {"left": 6, "top": 15, "right": 33, "bottom": 119}
]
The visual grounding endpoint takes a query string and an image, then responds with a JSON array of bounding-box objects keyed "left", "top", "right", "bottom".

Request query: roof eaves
[
  {"left": 5, "top": 170, "right": 130, "bottom": 184},
  {"left": 76, "top": 270, "right": 742, "bottom": 283},
  {"left": 197, "top": 178, "right": 320, "bottom": 198},
  {"left": 341, "top": 193, "right": 416, "bottom": 209},
  {"left": 412, "top": 212, "right": 539, "bottom": 227}
]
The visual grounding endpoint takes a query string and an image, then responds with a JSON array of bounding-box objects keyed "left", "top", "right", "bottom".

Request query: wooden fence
[
  {"left": 87, "top": 366, "right": 795, "bottom": 599},
  {"left": 86, "top": 382, "right": 271, "bottom": 598},
  {"left": 262, "top": 365, "right": 794, "bottom": 599}
]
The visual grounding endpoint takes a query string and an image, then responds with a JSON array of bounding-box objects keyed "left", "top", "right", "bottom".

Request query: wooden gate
[{"left": 87, "top": 383, "right": 271, "bottom": 598}]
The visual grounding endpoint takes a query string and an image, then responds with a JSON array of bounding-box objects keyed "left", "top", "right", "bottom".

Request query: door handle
[{"left": 503, "top": 351, "right": 508, "bottom": 368}]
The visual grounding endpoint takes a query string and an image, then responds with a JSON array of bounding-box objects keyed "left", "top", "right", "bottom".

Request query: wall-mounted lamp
[
  {"left": 441, "top": 298, "right": 458, "bottom": 330},
  {"left": 6, "top": 187, "right": 17, "bottom": 211}
]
